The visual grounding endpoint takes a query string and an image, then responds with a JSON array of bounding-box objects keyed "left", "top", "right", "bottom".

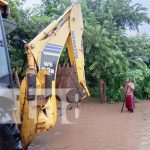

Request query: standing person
[{"left": 124, "top": 78, "right": 135, "bottom": 113}]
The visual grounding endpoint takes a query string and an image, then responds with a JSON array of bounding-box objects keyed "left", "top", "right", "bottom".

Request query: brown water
[
  {"left": 28, "top": 99, "right": 150, "bottom": 150},
  {"left": 137, "top": 102, "right": 150, "bottom": 150}
]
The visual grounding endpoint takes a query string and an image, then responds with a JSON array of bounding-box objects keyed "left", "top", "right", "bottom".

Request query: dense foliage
[{"left": 7, "top": 0, "right": 150, "bottom": 101}]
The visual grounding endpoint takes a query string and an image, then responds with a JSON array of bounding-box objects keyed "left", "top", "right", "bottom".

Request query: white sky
[
  {"left": 24, "top": 0, "right": 41, "bottom": 8},
  {"left": 127, "top": 0, "right": 150, "bottom": 36},
  {"left": 24, "top": 0, "right": 150, "bottom": 36}
]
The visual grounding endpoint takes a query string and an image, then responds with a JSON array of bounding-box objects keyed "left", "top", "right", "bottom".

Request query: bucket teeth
[{"left": 56, "top": 63, "right": 85, "bottom": 103}]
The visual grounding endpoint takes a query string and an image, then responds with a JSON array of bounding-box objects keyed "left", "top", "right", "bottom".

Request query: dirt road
[{"left": 28, "top": 99, "right": 150, "bottom": 150}]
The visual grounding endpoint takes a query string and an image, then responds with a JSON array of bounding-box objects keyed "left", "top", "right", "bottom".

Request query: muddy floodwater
[{"left": 28, "top": 99, "right": 150, "bottom": 150}]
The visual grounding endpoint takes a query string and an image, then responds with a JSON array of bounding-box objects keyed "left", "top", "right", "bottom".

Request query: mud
[{"left": 28, "top": 99, "right": 150, "bottom": 150}]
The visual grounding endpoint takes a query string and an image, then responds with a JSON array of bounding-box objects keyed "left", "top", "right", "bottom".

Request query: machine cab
[
  {"left": 0, "top": 2, "right": 17, "bottom": 108},
  {"left": 0, "top": 12, "right": 12, "bottom": 92}
]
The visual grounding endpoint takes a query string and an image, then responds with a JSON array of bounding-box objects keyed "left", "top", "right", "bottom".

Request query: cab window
[{"left": 0, "top": 21, "right": 9, "bottom": 77}]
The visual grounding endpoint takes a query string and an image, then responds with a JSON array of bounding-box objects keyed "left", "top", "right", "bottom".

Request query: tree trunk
[{"left": 99, "top": 79, "right": 106, "bottom": 103}]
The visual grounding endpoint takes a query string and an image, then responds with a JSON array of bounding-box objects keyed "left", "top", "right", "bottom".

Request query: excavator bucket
[{"left": 56, "top": 64, "right": 86, "bottom": 103}]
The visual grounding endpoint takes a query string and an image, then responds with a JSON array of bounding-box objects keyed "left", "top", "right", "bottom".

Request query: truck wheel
[
  {"left": 0, "top": 124, "right": 16, "bottom": 150},
  {"left": 0, "top": 107, "right": 22, "bottom": 150},
  {"left": 0, "top": 124, "right": 22, "bottom": 150}
]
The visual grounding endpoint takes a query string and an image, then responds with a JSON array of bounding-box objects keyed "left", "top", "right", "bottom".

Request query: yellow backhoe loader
[{"left": 0, "top": 0, "right": 90, "bottom": 149}]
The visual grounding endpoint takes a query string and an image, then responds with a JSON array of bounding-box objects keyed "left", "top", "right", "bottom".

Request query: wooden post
[
  {"left": 99, "top": 79, "right": 106, "bottom": 103},
  {"left": 14, "top": 70, "right": 21, "bottom": 88}
]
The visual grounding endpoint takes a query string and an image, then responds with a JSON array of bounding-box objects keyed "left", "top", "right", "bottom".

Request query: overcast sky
[
  {"left": 23, "top": 0, "right": 41, "bottom": 8},
  {"left": 24, "top": 0, "right": 150, "bottom": 36},
  {"left": 127, "top": 0, "right": 150, "bottom": 36}
]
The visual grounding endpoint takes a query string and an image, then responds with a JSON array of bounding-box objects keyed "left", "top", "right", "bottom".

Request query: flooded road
[{"left": 28, "top": 99, "right": 150, "bottom": 150}]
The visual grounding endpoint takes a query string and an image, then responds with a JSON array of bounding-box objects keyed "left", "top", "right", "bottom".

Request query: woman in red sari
[{"left": 125, "top": 78, "right": 135, "bottom": 113}]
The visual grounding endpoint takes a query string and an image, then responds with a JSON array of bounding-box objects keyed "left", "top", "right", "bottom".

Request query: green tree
[
  {"left": 8, "top": 0, "right": 50, "bottom": 77},
  {"left": 80, "top": 0, "right": 150, "bottom": 101}
]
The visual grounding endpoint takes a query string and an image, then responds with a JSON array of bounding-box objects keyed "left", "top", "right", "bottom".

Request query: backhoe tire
[
  {"left": 0, "top": 124, "right": 16, "bottom": 150},
  {"left": 0, "top": 124, "right": 22, "bottom": 150},
  {"left": 0, "top": 107, "right": 22, "bottom": 150}
]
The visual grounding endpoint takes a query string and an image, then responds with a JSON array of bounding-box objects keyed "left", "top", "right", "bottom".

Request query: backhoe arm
[
  {"left": 26, "top": 3, "right": 89, "bottom": 97},
  {"left": 19, "top": 3, "right": 90, "bottom": 149}
]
